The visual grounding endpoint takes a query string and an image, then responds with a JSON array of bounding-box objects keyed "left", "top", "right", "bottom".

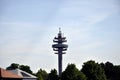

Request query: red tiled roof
[{"left": 0, "top": 68, "right": 22, "bottom": 78}]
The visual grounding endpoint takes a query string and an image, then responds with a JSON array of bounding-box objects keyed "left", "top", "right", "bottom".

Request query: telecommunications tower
[{"left": 52, "top": 28, "right": 68, "bottom": 76}]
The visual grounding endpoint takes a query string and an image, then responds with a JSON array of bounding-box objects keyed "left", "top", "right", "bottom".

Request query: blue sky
[{"left": 0, "top": 0, "right": 120, "bottom": 73}]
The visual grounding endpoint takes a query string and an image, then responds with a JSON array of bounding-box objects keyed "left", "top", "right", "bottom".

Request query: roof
[
  {"left": 0, "top": 68, "right": 22, "bottom": 78},
  {"left": 9, "top": 69, "right": 37, "bottom": 79}
]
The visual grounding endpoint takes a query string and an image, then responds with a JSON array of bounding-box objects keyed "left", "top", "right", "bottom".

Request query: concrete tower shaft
[{"left": 52, "top": 28, "right": 68, "bottom": 76}]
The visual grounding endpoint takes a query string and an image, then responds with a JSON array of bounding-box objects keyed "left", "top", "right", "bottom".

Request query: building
[
  {"left": 9, "top": 69, "right": 37, "bottom": 80},
  {"left": 0, "top": 68, "right": 22, "bottom": 80}
]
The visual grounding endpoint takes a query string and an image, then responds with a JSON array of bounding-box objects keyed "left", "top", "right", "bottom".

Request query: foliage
[
  {"left": 48, "top": 69, "right": 59, "bottom": 80},
  {"left": 36, "top": 68, "right": 48, "bottom": 80},
  {"left": 19, "top": 65, "right": 33, "bottom": 74},
  {"left": 61, "top": 64, "right": 87, "bottom": 80},
  {"left": 6, "top": 63, "right": 33, "bottom": 74},
  {"left": 6, "top": 63, "right": 19, "bottom": 70},
  {"left": 100, "top": 62, "right": 120, "bottom": 80},
  {"left": 81, "top": 60, "right": 107, "bottom": 80},
  {"left": 6, "top": 61, "right": 120, "bottom": 80}
]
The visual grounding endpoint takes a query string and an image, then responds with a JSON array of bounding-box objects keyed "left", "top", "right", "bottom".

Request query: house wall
[
  {"left": 23, "top": 78, "right": 36, "bottom": 80},
  {"left": 0, "top": 78, "right": 22, "bottom": 80}
]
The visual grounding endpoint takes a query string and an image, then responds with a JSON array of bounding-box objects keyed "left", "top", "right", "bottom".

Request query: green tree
[
  {"left": 81, "top": 60, "right": 107, "bottom": 80},
  {"left": 19, "top": 65, "right": 33, "bottom": 74},
  {"left": 6, "top": 63, "right": 33, "bottom": 74},
  {"left": 113, "top": 65, "right": 120, "bottom": 80},
  {"left": 48, "top": 69, "right": 59, "bottom": 80},
  {"left": 36, "top": 73, "right": 43, "bottom": 80},
  {"left": 100, "top": 62, "right": 120, "bottom": 80},
  {"left": 62, "top": 64, "right": 87, "bottom": 80},
  {"left": 100, "top": 62, "right": 114, "bottom": 79},
  {"left": 36, "top": 68, "right": 48, "bottom": 80},
  {"left": 6, "top": 63, "right": 19, "bottom": 70}
]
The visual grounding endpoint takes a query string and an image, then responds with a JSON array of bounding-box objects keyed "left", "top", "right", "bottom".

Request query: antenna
[{"left": 59, "top": 27, "right": 61, "bottom": 33}]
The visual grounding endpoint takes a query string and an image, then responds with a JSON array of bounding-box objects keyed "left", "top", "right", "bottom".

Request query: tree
[
  {"left": 113, "top": 65, "right": 120, "bottom": 80},
  {"left": 62, "top": 64, "right": 87, "bottom": 80},
  {"left": 19, "top": 65, "right": 33, "bottom": 74},
  {"left": 100, "top": 62, "right": 120, "bottom": 80},
  {"left": 100, "top": 62, "right": 114, "bottom": 79},
  {"left": 81, "top": 60, "right": 107, "bottom": 80},
  {"left": 48, "top": 69, "right": 59, "bottom": 80},
  {"left": 6, "top": 63, "right": 33, "bottom": 74},
  {"left": 6, "top": 63, "right": 19, "bottom": 70},
  {"left": 36, "top": 72, "right": 43, "bottom": 80},
  {"left": 36, "top": 68, "right": 48, "bottom": 80}
]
